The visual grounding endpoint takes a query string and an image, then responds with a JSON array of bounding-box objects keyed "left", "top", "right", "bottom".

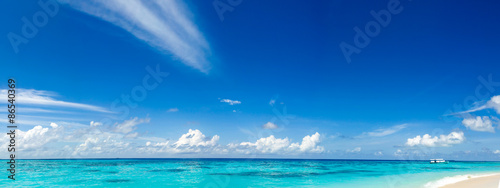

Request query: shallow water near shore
[{"left": 2, "top": 159, "right": 499, "bottom": 187}]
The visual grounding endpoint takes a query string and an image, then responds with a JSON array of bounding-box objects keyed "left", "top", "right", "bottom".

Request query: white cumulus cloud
[
  {"left": 220, "top": 99, "right": 241, "bottom": 105},
  {"left": 406, "top": 131, "right": 465, "bottom": 147},
  {"left": 294, "top": 132, "right": 323, "bottom": 153},
  {"left": 16, "top": 125, "right": 60, "bottom": 150},
  {"left": 1, "top": 119, "right": 325, "bottom": 158},
  {"left": 236, "top": 132, "right": 324, "bottom": 154},
  {"left": 489, "top": 95, "right": 500, "bottom": 114},
  {"left": 143, "top": 129, "right": 221, "bottom": 154},
  {"left": 73, "top": 134, "right": 131, "bottom": 156},
  {"left": 374, "top": 151, "right": 383, "bottom": 156},
  {"left": 174, "top": 129, "right": 219, "bottom": 148},
  {"left": 90, "top": 121, "right": 102, "bottom": 127},
  {"left": 462, "top": 116, "right": 495, "bottom": 133},
  {"left": 239, "top": 135, "right": 291, "bottom": 154}
]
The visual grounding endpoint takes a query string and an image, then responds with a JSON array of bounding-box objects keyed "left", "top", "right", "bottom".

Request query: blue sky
[{"left": 1, "top": 0, "right": 500, "bottom": 160}]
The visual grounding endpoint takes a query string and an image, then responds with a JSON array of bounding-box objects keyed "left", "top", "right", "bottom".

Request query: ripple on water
[
  {"left": 315, "top": 166, "right": 330, "bottom": 170},
  {"left": 82, "top": 170, "right": 101, "bottom": 172},
  {"left": 421, "top": 167, "right": 468, "bottom": 170},
  {"left": 148, "top": 169, "right": 186, "bottom": 173},
  {"left": 103, "top": 179, "right": 132, "bottom": 183},
  {"left": 198, "top": 166, "right": 211, "bottom": 169},
  {"left": 208, "top": 169, "right": 379, "bottom": 178}
]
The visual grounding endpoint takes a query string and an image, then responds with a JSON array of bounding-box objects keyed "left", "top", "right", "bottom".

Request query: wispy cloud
[
  {"left": 262, "top": 122, "right": 278, "bottom": 129},
  {"left": 359, "top": 124, "right": 407, "bottom": 137},
  {"left": 448, "top": 96, "right": 500, "bottom": 132},
  {"left": 112, "top": 117, "right": 151, "bottom": 135},
  {"left": 167, "top": 108, "right": 179, "bottom": 112},
  {"left": 220, "top": 98, "right": 241, "bottom": 105},
  {"left": 346, "top": 147, "right": 361, "bottom": 153},
  {"left": 451, "top": 95, "right": 500, "bottom": 115},
  {"left": 269, "top": 99, "right": 276, "bottom": 106},
  {"left": 61, "top": 0, "right": 212, "bottom": 72},
  {"left": 22, "top": 107, "right": 74, "bottom": 114},
  {"left": 0, "top": 89, "right": 110, "bottom": 113}
]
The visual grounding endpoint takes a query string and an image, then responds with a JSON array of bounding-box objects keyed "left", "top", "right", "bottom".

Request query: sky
[{"left": 1, "top": 0, "right": 500, "bottom": 160}]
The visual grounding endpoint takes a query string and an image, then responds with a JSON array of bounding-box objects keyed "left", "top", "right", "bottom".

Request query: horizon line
[{"left": 3, "top": 157, "right": 499, "bottom": 162}]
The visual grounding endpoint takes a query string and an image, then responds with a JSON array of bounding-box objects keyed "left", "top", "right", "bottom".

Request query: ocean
[{"left": 2, "top": 159, "right": 499, "bottom": 187}]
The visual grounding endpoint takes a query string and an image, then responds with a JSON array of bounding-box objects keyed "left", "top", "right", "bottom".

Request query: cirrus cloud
[
  {"left": 359, "top": 124, "right": 407, "bottom": 137},
  {"left": 60, "top": 0, "right": 212, "bottom": 73},
  {"left": 453, "top": 95, "right": 500, "bottom": 116},
  {"left": 167, "top": 108, "right": 179, "bottom": 112},
  {"left": 0, "top": 89, "right": 110, "bottom": 113}
]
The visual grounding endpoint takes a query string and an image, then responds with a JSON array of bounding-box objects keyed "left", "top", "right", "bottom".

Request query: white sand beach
[{"left": 440, "top": 174, "right": 500, "bottom": 188}]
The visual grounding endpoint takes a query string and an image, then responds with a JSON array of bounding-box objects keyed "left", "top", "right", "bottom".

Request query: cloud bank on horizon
[
  {"left": 0, "top": 88, "right": 327, "bottom": 158},
  {"left": 0, "top": 120, "right": 326, "bottom": 158},
  {"left": 59, "top": 0, "right": 212, "bottom": 73},
  {"left": 4, "top": 88, "right": 500, "bottom": 159}
]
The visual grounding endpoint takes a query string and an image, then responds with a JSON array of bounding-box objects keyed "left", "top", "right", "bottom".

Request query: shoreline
[{"left": 425, "top": 173, "right": 500, "bottom": 188}]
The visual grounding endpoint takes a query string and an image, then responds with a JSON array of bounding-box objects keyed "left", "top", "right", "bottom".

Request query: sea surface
[{"left": 2, "top": 159, "right": 500, "bottom": 187}]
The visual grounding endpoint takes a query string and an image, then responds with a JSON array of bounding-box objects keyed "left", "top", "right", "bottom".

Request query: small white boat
[{"left": 430, "top": 159, "right": 448, "bottom": 164}]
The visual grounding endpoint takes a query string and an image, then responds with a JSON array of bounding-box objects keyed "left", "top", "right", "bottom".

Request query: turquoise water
[{"left": 2, "top": 159, "right": 499, "bottom": 187}]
